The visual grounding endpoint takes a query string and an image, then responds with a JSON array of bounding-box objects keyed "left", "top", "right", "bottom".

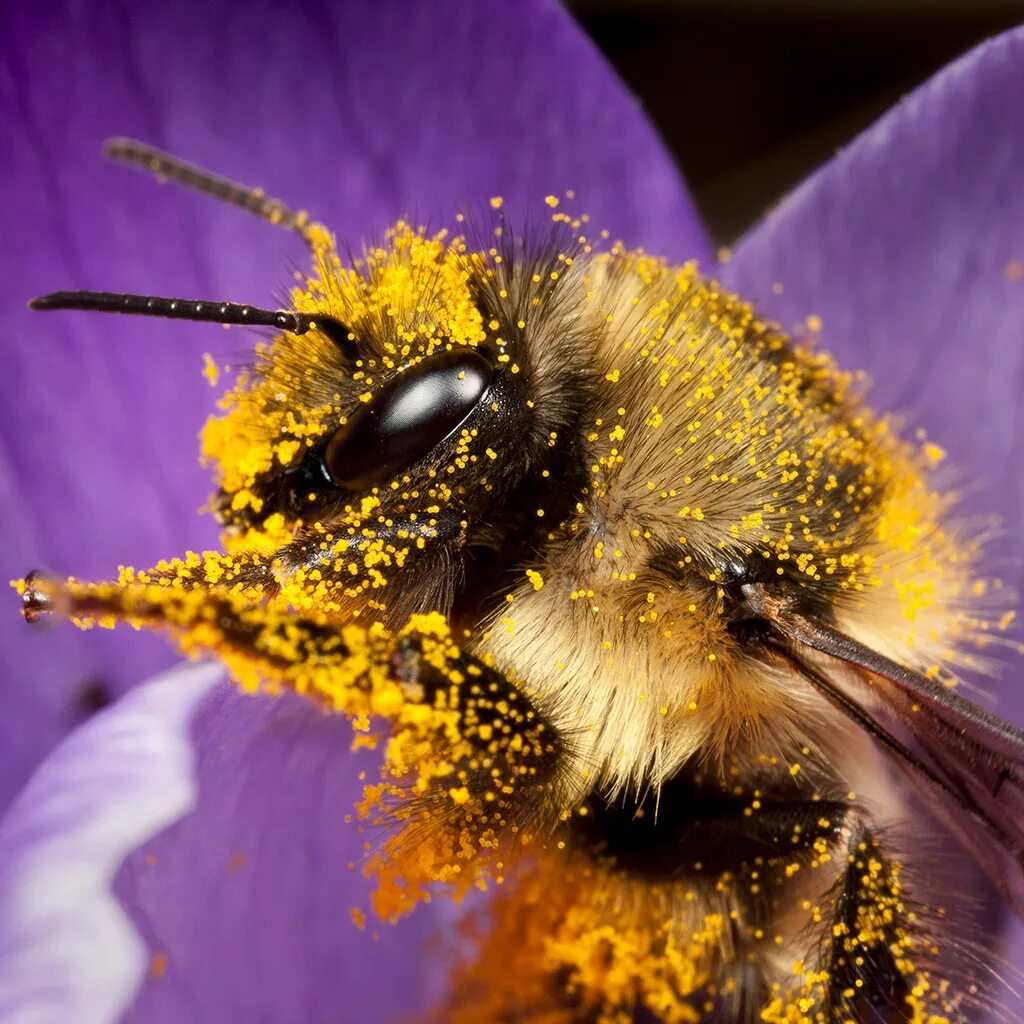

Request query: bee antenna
[
  {"left": 103, "top": 138, "right": 322, "bottom": 250},
  {"left": 29, "top": 290, "right": 358, "bottom": 356}
]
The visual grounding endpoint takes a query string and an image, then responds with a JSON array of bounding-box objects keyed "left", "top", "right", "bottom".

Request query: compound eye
[{"left": 323, "top": 348, "right": 494, "bottom": 490}]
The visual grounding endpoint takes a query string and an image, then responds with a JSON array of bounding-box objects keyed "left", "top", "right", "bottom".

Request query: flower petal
[
  {"left": 0, "top": 0, "right": 709, "bottom": 808},
  {"left": 0, "top": 667, "right": 443, "bottom": 1022},
  {"left": 0, "top": 662, "right": 220, "bottom": 1024},
  {"left": 110, "top": 683, "right": 444, "bottom": 1023}
]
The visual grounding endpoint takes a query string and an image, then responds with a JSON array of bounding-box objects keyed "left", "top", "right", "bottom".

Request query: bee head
[
  {"left": 201, "top": 218, "right": 594, "bottom": 627},
  {"left": 25, "top": 141, "right": 604, "bottom": 633}
]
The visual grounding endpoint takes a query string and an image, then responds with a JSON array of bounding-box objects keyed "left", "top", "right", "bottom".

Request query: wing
[{"left": 743, "top": 581, "right": 1024, "bottom": 914}]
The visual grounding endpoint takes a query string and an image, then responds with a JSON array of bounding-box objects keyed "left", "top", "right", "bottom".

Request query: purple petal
[
  {"left": 721, "top": 27, "right": 1024, "bottom": 975},
  {"left": 0, "top": 668, "right": 440, "bottom": 1022},
  {"left": 115, "top": 683, "right": 441, "bottom": 1023},
  {"left": 0, "top": 0, "right": 709, "bottom": 809},
  {"left": 0, "top": 663, "right": 220, "bottom": 1024}
]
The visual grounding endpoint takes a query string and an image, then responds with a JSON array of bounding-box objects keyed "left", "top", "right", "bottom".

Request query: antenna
[
  {"left": 104, "top": 138, "right": 321, "bottom": 248},
  {"left": 30, "top": 290, "right": 357, "bottom": 357}
]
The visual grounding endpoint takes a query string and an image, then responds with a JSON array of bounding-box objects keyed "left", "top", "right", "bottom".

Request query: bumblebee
[{"left": 20, "top": 140, "right": 1024, "bottom": 1023}]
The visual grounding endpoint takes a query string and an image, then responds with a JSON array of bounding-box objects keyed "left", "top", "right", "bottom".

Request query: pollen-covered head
[{"left": 198, "top": 217, "right": 594, "bottom": 627}]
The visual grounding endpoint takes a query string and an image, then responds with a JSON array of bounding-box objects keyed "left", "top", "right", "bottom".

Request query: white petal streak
[{"left": 0, "top": 662, "right": 222, "bottom": 1024}]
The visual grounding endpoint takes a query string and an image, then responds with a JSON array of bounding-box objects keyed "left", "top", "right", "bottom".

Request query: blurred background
[{"left": 572, "top": 0, "right": 1024, "bottom": 243}]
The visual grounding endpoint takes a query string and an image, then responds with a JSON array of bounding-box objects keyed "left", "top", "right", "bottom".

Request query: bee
[{"left": 19, "top": 139, "right": 1024, "bottom": 1024}]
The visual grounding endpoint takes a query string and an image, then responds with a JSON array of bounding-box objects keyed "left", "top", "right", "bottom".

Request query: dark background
[{"left": 573, "top": 0, "right": 1024, "bottom": 244}]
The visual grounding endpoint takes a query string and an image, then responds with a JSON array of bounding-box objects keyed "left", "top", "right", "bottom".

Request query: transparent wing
[{"left": 744, "top": 581, "right": 1024, "bottom": 914}]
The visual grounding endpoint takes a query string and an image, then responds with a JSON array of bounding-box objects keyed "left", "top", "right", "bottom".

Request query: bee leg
[
  {"left": 25, "top": 572, "right": 571, "bottom": 926},
  {"left": 18, "top": 567, "right": 538, "bottom": 698},
  {"left": 16, "top": 571, "right": 563, "bottom": 814},
  {"left": 616, "top": 798, "right": 943, "bottom": 1022},
  {"left": 671, "top": 805, "right": 949, "bottom": 1021},
  {"left": 816, "top": 823, "right": 921, "bottom": 1023}
]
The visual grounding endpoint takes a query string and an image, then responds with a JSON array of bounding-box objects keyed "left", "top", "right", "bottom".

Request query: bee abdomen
[{"left": 571, "top": 769, "right": 848, "bottom": 886}]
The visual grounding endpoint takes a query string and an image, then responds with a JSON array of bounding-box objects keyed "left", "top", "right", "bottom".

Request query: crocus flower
[{"left": 0, "top": 1, "right": 1022, "bottom": 1020}]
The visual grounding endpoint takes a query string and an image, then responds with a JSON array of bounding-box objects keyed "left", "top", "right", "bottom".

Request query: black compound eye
[{"left": 323, "top": 348, "right": 494, "bottom": 490}]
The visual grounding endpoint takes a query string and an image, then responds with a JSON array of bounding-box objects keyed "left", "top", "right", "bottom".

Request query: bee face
[
  {"left": 25, "top": 142, "right": 1024, "bottom": 1024},
  {"left": 201, "top": 219, "right": 600, "bottom": 629}
]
